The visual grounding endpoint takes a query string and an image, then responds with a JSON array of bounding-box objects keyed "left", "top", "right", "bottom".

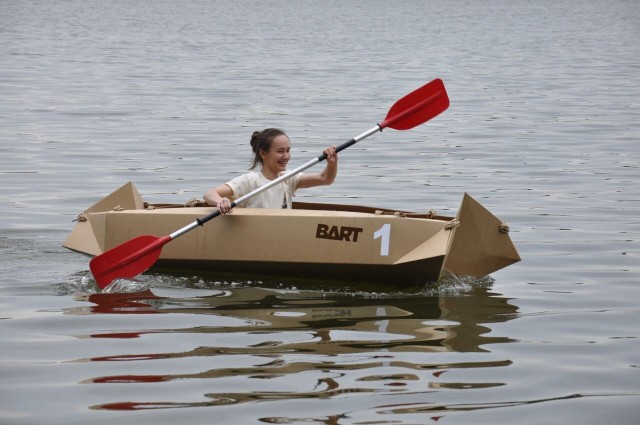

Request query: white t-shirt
[{"left": 226, "top": 171, "right": 303, "bottom": 209}]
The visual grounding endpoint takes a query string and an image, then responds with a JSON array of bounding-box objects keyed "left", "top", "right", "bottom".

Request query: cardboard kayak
[{"left": 64, "top": 182, "right": 520, "bottom": 285}]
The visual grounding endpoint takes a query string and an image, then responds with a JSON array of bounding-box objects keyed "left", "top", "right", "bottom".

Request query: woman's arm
[
  {"left": 203, "top": 184, "right": 234, "bottom": 213},
  {"left": 297, "top": 145, "right": 338, "bottom": 189}
]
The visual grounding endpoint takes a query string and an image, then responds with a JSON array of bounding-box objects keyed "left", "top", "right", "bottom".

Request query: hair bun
[{"left": 250, "top": 131, "right": 261, "bottom": 152}]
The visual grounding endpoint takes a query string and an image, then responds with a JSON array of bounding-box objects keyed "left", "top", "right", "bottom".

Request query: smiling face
[{"left": 260, "top": 134, "right": 291, "bottom": 178}]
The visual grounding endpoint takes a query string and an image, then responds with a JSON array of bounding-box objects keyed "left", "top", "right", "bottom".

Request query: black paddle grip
[
  {"left": 197, "top": 201, "right": 237, "bottom": 226},
  {"left": 317, "top": 138, "right": 357, "bottom": 162},
  {"left": 336, "top": 138, "right": 357, "bottom": 154}
]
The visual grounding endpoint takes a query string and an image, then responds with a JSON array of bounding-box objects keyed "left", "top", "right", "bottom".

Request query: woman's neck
[{"left": 260, "top": 168, "right": 278, "bottom": 180}]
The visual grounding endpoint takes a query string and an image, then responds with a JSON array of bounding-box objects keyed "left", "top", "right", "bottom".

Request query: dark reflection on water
[{"left": 63, "top": 281, "right": 518, "bottom": 413}]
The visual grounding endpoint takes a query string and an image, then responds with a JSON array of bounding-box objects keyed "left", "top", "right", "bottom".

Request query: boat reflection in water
[{"left": 67, "top": 277, "right": 518, "bottom": 417}]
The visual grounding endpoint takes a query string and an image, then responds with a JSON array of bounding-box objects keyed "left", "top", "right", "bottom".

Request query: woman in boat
[{"left": 204, "top": 128, "right": 338, "bottom": 214}]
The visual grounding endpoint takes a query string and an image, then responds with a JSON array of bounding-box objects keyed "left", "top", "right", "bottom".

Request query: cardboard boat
[{"left": 64, "top": 182, "right": 520, "bottom": 285}]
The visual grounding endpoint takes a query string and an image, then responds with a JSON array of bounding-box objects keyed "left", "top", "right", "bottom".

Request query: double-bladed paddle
[{"left": 90, "top": 78, "right": 450, "bottom": 289}]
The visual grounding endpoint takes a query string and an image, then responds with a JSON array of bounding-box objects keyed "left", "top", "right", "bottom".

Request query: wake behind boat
[{"left": 64, "top": 182, "right": 520, "bottom": 287}]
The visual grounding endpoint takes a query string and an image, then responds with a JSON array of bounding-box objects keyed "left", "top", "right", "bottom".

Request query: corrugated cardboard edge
[
  {"left": 443, "top": 193, "right": 521, "bottom": 277},
  {"left": 63, "top": 181, "right": 144, "bottom": 256}
]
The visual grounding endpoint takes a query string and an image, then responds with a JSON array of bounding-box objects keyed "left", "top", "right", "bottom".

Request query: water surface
[{"left": 1, "top": 0, "right": 639, "bottom": 424}]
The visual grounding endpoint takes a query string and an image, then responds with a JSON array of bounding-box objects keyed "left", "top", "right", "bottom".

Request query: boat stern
[{"left": 63, "top": 181, "right": 144, "bottom": 256}]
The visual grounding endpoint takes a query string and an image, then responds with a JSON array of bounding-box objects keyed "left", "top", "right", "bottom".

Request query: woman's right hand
[{"left": 218, "top": 197, "right": 233, "bottom": 214}]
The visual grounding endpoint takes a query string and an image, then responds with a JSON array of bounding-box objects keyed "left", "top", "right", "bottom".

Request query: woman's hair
[{"left": 249, "top": 128, "right": 288, "bottom": 170}]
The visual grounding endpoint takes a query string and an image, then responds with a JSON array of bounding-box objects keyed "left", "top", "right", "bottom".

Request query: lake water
[{"left": 1, "top": 0, "right": 639, "bottom": 423}]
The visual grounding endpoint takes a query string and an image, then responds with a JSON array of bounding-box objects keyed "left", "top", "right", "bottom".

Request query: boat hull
[{"left": 64, "top": 182, "right": 520, "bottom": 285}]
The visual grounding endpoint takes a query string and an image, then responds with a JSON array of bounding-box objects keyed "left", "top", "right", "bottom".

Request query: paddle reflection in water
[{"left": 65, "top": 282, "right": 518, "bottom": 419}]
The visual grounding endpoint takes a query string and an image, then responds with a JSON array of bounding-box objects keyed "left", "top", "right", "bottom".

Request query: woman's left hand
[{"left": 324, "top": 145, "right": 338, "bottom": 163}]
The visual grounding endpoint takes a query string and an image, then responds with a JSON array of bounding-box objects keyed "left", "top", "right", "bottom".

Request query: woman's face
[{"left": 260, "top": 134, "right": 291, "bottom": 174}]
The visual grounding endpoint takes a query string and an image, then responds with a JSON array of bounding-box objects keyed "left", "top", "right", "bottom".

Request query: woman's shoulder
[{"left": 228, "top": 171, "right": 263, "bottom": 184}]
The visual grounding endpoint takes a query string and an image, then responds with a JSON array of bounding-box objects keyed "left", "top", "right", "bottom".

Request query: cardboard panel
[{"left": 444, "top": 193, "right": 521, "bottom": 277}]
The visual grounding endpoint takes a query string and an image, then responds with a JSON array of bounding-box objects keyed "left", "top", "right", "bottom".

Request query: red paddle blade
[
  {"left": 89, "top": 235, "right": 172, "bottom": 289},
  {"left": 380, "top": 78, "right": 449, "bottom": 131}
]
